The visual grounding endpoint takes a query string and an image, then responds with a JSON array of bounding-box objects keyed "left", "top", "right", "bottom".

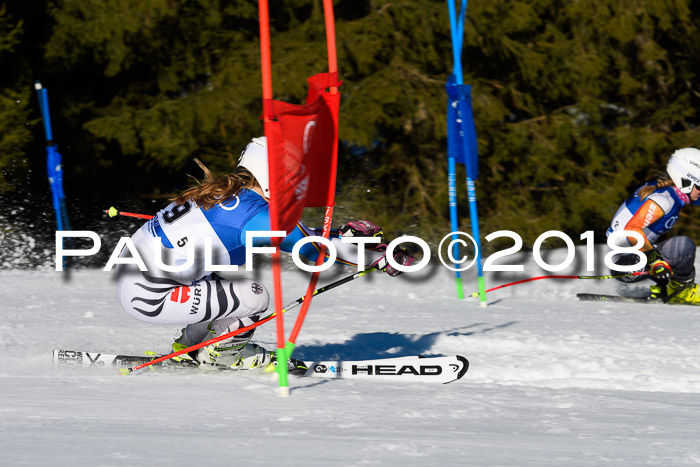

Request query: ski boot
[
  {"left": 665, "top": 279, "right": 700, "bottom": 305},
  {"left": 221, "top": 343, "right": 308, "bottom": 374},
  {"left": 142, "top": 331, "right": 199, "bottom": 367},
  {"left": 265, "top": 352, "right": 309, "bottom": 375},
  {"left": 170, "top": 325, "right": 260, "bottom": 369},
  {"left": 142, "top": 341, "right": 199, "bottom": 369},
  {"left": 172, "top": 327, "right": 307, "bottom": 372},
  {"left": 199, "top": 341, "right": 308, "bottom": 373},
  {"left": 649, "top": 284, "right": 665, "bottom": 301},
  {"left": 195, "top": 341, "right": 273, "bottom": 370},
  {"left": 650, "top": 280, "right": 700, "bottom": 304},
  {"left": 170, "top": 330, "right": 202, "bottom": 365}
]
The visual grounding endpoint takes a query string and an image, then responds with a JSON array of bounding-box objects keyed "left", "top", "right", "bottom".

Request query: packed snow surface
[{"left": 1, "top": 249, "right": 700, "bottom": 466}]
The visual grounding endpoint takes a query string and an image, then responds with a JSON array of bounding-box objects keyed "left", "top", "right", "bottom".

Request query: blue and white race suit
[
  {"left": 607, "top": 181, "right": 698, "bottom": 282},
  {"left": 116, "top": 189, "right": 383, "bottom": 335}
]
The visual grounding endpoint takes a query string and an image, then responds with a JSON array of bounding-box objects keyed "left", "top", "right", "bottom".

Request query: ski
[
  {"left": 53, "top": 350, "right": 469, "bottom": 384},
  {"left": 53, "top": 349, "right": 197, "bottom": 370},
  {"left": 577, "top": 293, "right": 659, "bottom": 304},
  {"left": 578, "top": 292, "right": 700, "bottom": 307},
  {"left": 303, "top": 355, "right": 468, "bottom": 384}
]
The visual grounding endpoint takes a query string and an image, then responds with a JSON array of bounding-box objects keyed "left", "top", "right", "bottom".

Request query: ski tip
[
  {"left": 452, "top": 355, "right": 469, "bottom": 382},
  {"left": 119, "top": 368, "right": 132, "bottom": 376},
  {"left": 577, "top": 293, "right": 602, "bottom": 302},
  {"left": 434, "top": 355, "right": 470, "bottom": 384},
  {"left": 576, "top": 293, "right": 653, "bottom": 304}
]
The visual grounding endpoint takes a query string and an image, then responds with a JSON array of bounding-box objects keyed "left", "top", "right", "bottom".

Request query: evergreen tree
[
  {"left": 2, "top": 0, "right": 698, "bottom": 248},
  {"left": 0, "top": 4, "right": 32, "bottom": 194}
]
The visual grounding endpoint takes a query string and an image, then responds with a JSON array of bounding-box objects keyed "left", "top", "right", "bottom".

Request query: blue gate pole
[
  {"left": 446, "top": 0, "right": 487, "bottom": 306},
  {"left": 35, "top": 81, "right": 71, "bottom": 268},
  {"left": 448, "top": 156, "right": 464, "bottom": 298}
]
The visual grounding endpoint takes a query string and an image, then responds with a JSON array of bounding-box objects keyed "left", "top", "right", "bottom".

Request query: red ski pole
[{"left": 105, "top": 206, "right": 153, "bottom": 220}]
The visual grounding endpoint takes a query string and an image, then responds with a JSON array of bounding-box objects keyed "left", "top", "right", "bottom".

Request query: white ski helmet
[
  {"left": 666, "top": 147, "right": 700, "bottom": 194},
  {"left": 238, "top": 136, "right": 269, "bottom": 198}
]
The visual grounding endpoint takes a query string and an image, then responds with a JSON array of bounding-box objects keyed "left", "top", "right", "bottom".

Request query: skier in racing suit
[
  {"left": 116, "top": 137, "right": 414, "bottom": 370},
  {"left": 607, "top": 147, "right": 700, "bottom": 304}
]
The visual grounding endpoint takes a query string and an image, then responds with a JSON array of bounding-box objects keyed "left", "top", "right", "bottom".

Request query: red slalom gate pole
[
  {"left": 257, "top": 0, "right": 289, "bottom": 396},
  {"left": 285, "top": 0, "right": 340, "bottom": 359}
]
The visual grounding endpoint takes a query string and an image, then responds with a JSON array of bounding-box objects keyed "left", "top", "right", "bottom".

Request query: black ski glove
[{"left": 646, "top": 248, "right": 672, "bottom": 283}]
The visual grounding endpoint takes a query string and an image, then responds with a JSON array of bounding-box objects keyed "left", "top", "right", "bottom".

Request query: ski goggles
[{"left": 679, "top": 178, "right": 700, "bottom": 193}]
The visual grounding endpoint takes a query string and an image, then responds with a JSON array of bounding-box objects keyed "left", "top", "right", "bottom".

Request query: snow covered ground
[{"left": 1, "top": 247, "right": 700, "bottom": 466}]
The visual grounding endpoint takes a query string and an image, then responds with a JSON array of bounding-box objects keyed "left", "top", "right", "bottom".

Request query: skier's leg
[
  {"left": 117, "top": 265, "right": 275, "bottom": 363},
  {"left": 114, "top": 228, "right": 282, "bottom": 367},
  {"left": 653, "top": 236, "right": 700, "bottom": 304},
  {"left": 117, "top": 268, "right": 270, "bottom": 326},
  {"left": 656, "top": 235, "right": 696, "bottom": 283},
  {"left": 173, "top": 283, "right": 274, "bottom": 368}
]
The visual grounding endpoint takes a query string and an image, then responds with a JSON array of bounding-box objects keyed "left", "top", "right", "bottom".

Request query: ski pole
[
  {"left": 105, "top": 206, "right": 153, "bottom": 220},
  {"left": 121, "top": 266, "right": 376, "bottom": 374},
  {"left": 470, "top": 271, "right": 650, "bottom": 297}
]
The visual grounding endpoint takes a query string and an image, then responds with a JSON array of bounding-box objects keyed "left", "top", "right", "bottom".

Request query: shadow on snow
[{"left": 295, "top": 321, "right": 518, "bottom": 361}]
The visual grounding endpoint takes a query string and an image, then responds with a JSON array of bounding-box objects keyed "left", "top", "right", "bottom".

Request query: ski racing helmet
[
  {"left": 666, "top": 147, "right": 700, "bottom": 194},
  {"left": 238, "top": 136, "right": 269, "bottom": 198}
]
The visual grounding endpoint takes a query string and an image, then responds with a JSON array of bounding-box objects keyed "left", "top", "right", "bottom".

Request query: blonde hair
[
  {"left": 172, "top": 158, "right": 256, "bottom": 210},
  {"left": 638, "top": 175, "right": 675, "bottom": 200}
]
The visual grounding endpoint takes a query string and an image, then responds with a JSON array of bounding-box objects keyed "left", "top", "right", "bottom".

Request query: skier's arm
[
  {"left": 624, "top": 199, "right": 665, "bottom": 251},
  {"left": 241, "top": 213, "right": 381, "bottom": 265},
  {"left": 242, "top": 214, "right": 413, "bottom": 274},
  {"left": 330, "top": 220, "right": 415, "bottom": 275},
  {"left": 279, "top": 222, "right": 387, "bottom": 268}
]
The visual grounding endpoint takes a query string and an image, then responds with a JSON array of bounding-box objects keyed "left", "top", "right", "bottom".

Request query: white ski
[
  {"left": 53, "top": 350, "right": 469, "bottom": 384},
  {"left": 302, "top": 355, "right": 469, "bottom": 384}
]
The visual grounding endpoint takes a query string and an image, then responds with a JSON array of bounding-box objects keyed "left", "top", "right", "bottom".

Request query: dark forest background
[{"left": 2, "top": 0, "right": 700, "bottom": 253}]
